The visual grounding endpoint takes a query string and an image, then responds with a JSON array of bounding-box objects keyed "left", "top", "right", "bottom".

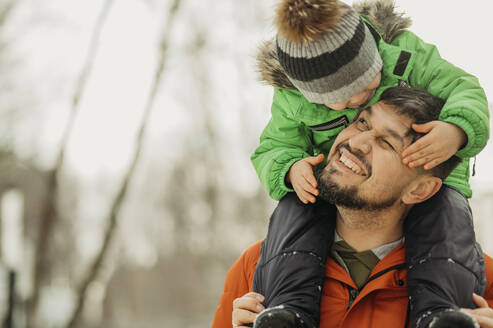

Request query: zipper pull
[
  {"left": 472, "top": 156, "right": 477, "bottom": 176},
  {"left": 346, "top": 287, "right": 359, "bottom": 310}
]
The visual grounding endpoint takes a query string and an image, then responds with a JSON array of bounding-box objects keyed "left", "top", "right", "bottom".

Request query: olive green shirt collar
[{"left": 332, "top": 231, "right": 404, "bottom": 287}]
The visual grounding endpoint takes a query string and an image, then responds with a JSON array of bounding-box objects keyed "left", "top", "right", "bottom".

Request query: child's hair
[{"left": 379, "top": 86, "right": 462, "bottom": 180}]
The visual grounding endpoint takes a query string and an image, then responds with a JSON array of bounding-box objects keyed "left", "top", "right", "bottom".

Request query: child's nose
[
  {"left": 349, "top": 91, "right": 368, "bottom": 107},
  {"left": 326, "top": 102, "right": 348, "bottom": 111}
]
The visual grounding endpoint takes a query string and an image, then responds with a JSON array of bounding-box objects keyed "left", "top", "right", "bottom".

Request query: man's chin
[
  {"left": 315, "top": 167, "right": 397, "bottom": 211},
  {"left": 325, "top": 176, "right": 356, "bottom": 191}
]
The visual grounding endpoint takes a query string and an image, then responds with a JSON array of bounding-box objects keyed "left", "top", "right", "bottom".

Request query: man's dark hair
[{"left": 379, "top": 86, "right": 462, "bottom": 180}]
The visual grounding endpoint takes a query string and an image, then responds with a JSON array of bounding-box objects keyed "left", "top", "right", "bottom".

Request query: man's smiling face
[{"left": 315, "top": 101, "right": 420, "bottom": 210}]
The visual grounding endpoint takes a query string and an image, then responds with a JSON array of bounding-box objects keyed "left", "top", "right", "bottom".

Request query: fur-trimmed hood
[{"left": 257, "top": 0, "right": 412, "bottom": 89}]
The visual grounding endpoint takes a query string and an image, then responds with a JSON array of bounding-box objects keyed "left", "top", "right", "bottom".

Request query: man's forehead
[{"left": 360, "top": 103, "right": 415, "bottom": 146}]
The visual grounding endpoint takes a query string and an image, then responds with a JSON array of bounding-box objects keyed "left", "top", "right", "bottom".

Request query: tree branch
[
  {"left": 27, "top": 0, "right": 115, "bottom": 326},
  {"left": 64, "top": 1, "right": 182, "bottom": 327}
]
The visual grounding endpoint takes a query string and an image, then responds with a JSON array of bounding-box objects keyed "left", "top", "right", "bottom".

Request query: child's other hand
[
  {"left": 461, "top": 293, "right": 493, "bottom": 328},
  {"left": 401, "top": 121, "right": 466, "bottom": 170},
  {"left": 232, "top": 292, "right": 265, "bottom": 328},
  {"left": 287, "top": 154, "right": 324, "bottom": 204}
]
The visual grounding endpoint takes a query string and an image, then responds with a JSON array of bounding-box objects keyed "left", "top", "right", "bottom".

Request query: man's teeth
[{"left": 339, "top": 153, "right": 363, "bottom": 175}]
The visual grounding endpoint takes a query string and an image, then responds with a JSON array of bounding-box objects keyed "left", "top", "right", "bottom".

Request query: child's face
[{"left": 325, "top": 72, "right": 382, "bottom": 111}]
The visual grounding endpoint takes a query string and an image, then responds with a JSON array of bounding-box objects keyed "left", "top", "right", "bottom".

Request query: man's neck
[{"left": 335, "top": 205, "right": 409, "bottom": 252}]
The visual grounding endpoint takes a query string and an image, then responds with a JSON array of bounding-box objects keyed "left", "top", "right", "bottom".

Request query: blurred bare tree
[
  {"left": 97, "top": 2, "right": 275, "bottom": 326},
  {"left": 65, "top": 1, "right": 182, "bottom": 327},
  {"left": 0, "top": 0, "right": 275, "bottom": 327},
  {"left": 26, "top": 0, "right": 115, "bottom": 326},
  {"left": 0, "top": 1, "right": 18, "bottom": 149}
]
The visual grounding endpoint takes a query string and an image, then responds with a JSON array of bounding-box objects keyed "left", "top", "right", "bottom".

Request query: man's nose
[{"left": 349, "top": 132, "right": 371, "bottom": 154}]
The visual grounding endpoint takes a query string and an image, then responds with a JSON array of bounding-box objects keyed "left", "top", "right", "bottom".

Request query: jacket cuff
[
  {"left": 442, "top": 116, "right": 475, "bottom": 159},
  {"left": 270, "top": 152, "right": 310, "bottom": 200}
]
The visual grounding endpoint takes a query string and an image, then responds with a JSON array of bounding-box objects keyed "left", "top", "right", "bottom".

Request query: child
[{"left": 250, "top": 0, "right": 489, "bottom": 327}]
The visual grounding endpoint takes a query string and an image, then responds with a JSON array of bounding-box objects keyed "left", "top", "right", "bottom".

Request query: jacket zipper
[
  {"left": 346, "top": 287, "right": 358, "bottom": 310},
  {"left": 362, "top": 263, "right": 406, "bottom": 287},
  {"left": 344, "top": 263, "right": 406, "bottom": 311}
]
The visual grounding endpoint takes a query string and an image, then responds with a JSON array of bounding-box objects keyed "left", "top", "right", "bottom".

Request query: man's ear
[{"left": 402, "top": 176, "right": 442, "bottom": 205}]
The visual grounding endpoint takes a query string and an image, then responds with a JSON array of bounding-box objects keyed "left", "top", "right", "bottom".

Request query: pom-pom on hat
[{"left": 275, "top": 0, "right": 383, "bottom": 105}]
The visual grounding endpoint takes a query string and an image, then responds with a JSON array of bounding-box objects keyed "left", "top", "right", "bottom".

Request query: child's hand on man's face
[
  {"left": 401, "top": 121, "right": 467, "bottom": 170},
  {"left": 287, "top": 154, "right": 324, "bottom": 204}
]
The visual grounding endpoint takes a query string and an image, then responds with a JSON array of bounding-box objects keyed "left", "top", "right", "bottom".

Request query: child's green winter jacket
[{"left": 251, "top": 7, "right": 489, "bottom": 200}]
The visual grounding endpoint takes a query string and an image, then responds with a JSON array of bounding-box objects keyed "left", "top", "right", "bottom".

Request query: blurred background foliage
[{"left": 0, "top": 0, "right": 490, "bottom": 327}]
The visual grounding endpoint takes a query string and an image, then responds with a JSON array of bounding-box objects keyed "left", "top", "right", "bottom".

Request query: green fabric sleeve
[
  {"left": 396, "top": 31, "right": 489, "bottom": 158},
  {"left": 251, "top": 88, "right": 314, "bottom": 200}
]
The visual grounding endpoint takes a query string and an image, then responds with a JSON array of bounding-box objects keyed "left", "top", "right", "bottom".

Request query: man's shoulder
[
  {"left": 231, "top": 240, "right": 262, "bottom": 282},
  {"left": 221, "top": 241, "right": 262, "bottom": 297},
  {"left": 212, "top": 241, "right": 262, "bottom": 328},
  {"left": 240, "top": 240, "right": 262, "bottom": 265},
  {"left": 485, "top": 253, "right": 493, "bottom": 275},
  {"left": 485, "top": 253, "right": 493, "bottom": 278},
  {"left": 483, "top": 253, "right": 493, "bottom": 305}
]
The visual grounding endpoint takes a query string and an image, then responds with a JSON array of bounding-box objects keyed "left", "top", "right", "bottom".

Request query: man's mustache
[{"left": 334, "top": 142, "right": 372, "bottom": 177}]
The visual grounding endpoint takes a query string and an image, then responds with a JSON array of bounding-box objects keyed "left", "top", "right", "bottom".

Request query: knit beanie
[{"left": 275, "top": 0, "right": 383, "bottom": 104}]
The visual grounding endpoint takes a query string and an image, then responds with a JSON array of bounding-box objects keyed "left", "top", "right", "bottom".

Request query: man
[{"left": 212, "top": 87, "right": 493, "bottom": 328}]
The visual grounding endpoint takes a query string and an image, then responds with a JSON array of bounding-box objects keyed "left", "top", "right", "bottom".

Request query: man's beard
[{"left": 314, "top": 153, "right": 398, "bottom": 211}]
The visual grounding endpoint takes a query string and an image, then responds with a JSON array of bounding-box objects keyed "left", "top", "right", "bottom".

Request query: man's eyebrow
[
  {"left": 362, "top": 106, "right": 406, "bottom": 146},
  {"left": 384, "top": 127, "right": 407, "bottom": 147},
  {"left": 387, "top": 126, "right": 422, "bottom": 148},
  {"left": 356, "top": 106, "right": 419, "bottom": 147}
]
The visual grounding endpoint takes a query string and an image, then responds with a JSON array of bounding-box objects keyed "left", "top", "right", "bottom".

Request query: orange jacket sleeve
[
  {"left": 212, "top": 241, "right": 262, "bottom": 328},
  {"left": 483, "top": 254, "right": 493, "bottom": 307}
]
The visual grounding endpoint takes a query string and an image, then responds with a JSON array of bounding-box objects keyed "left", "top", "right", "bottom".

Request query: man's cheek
[{"left": 372, "top": 166, "right": 399, "bottom": 187}]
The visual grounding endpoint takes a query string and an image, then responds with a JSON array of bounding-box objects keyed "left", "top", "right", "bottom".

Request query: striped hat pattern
[{"left": 276, "top": 1, "right": 382, "bottom": 105}]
